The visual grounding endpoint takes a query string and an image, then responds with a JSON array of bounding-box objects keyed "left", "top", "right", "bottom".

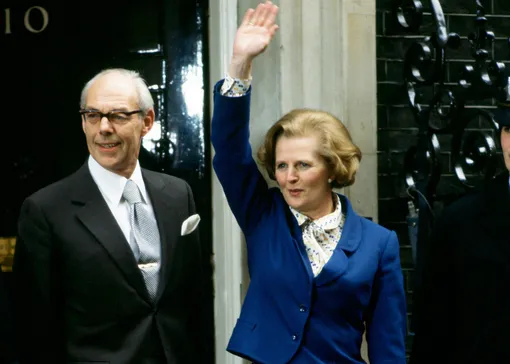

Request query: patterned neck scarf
[{"left": 290, "top": 194, "right": 345, "bottom": 276}]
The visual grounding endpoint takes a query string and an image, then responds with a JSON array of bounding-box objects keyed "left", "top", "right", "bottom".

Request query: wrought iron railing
[{"left": 390, "top": 0, "right": 510, "bottom": 331}]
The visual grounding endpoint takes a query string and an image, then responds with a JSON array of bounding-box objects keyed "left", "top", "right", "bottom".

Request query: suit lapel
[
  {"left": 142, "top": 170, "right": 181, "bottom": 302},
  {"left": 289, "top": 193, "right": 362, "bottom": 287},
  {"left": 71, "top": 164, "right": 150, "bottom": 302},
  {"left": 315, "top": 194, "right": 362, "bottom": 287}
]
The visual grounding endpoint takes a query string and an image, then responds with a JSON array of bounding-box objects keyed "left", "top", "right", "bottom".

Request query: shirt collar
[
  {"left": 88, "top": 155, "right": 149, "bottom": 206},
  {"left": 290, "top": 194, "right": 342, "bottom": 230}
]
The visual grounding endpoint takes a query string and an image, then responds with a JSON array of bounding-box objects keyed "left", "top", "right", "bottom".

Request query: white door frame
[{"left": 208, "top": 1, "right": 246, "bottom": 363}]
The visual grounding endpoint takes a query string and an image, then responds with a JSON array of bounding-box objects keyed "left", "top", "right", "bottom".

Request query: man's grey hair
[{"left": 79, "top": 68, "right": 154, "bottom": 112}]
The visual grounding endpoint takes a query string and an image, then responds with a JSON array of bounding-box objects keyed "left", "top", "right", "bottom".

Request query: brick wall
[{"left": 376, "top": 0, "right": 510, "bottom": 358}]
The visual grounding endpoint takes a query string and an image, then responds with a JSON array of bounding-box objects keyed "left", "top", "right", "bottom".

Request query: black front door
[{"left": 0, "top": 0, "right": 213, "bottom": 361}]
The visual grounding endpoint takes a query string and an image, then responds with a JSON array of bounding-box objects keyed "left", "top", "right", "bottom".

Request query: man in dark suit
[
  {"left": 410, "top": 99, "right": 510, "bottom": 363},
  {"left": 13, "top": 68, "right": 205, "bottom": 364}
]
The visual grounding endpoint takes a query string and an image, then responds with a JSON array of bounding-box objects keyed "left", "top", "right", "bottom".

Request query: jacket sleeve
[
  {"left": 366, "top": 230, "right": 407, "bottom": 364},
  {"left": 13, "top": 197, "right": 62, "bottom": 363},
  {"left": 211, "top": 80, "right": 272, "bottom": 236},
  {"left": 409, "top": 211, "right": 452, "bottom": 364},
  {"left": 183, "top": 181, "right": 211, "bottom": 363},
  {"left": 0, "top": 269, "right": 17, "bottom": 363}
]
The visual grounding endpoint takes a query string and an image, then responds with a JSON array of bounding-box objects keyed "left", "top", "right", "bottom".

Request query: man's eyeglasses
[{"left": 79, "top": 109, "right": 143, "bottom": 125}]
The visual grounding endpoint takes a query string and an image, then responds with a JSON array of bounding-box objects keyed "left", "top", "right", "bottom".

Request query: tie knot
[{"left": 123, "top": 180, "right": 142, "bottom": 205}]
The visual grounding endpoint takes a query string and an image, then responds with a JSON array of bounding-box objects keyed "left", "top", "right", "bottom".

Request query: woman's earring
[{"left": 328, "top": 178, "right": 332, "bottom": 184}]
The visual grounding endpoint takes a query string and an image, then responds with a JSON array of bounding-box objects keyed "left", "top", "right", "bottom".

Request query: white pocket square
[{"left": 181, "top": 214, "right": 201, "bottom": 236}]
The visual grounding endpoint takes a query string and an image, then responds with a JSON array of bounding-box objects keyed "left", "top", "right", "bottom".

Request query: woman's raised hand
[{"left": 229, "top": 1, "right": 279, "bottom": 79}]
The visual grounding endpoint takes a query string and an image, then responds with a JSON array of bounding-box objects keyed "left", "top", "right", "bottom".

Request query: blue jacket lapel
[{"left": 315, "top": 194, "right": 362, "bottom": 287}]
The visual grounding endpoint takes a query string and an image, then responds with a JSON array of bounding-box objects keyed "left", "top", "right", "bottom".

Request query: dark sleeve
[
  {"left": 184, "top": 182, "right": 209, "bottom": 362},
  {"left": 0, "top": 269, "right": 17, "bottom": 363},
  {"left": 13, "top": 197, "right": 61, "bottom": 363},
  {"left": 409, "top": 210, "right": 453, "bottom": 363}
]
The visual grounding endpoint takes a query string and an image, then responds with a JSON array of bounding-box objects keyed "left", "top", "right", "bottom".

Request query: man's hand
[{"left": 229, "top": 1, "right": 279, "bottom": 79}]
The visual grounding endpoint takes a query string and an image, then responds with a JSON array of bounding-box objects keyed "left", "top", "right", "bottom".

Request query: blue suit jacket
[{"left": 211, "top": 80, "right": 406, "bottom": 364}]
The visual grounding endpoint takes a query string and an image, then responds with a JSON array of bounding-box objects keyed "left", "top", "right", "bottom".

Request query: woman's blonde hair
[{"left": 257, "top": 108, "right": 362, "bottom": 188}]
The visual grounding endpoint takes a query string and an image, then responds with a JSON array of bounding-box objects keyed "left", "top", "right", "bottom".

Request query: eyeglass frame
[{"left": 79, "top": 109, "right": 144, "bottom": 125}]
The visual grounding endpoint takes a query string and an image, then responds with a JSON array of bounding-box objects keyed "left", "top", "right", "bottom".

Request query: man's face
[
  {"left": 501, "top": 125, "right": 510, "bottom": 172},
  {"left": 81, "top": 73, "right": 154, "bottom": 178}
]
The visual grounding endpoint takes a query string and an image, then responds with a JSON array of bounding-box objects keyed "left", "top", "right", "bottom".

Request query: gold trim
[{"left": 0, "top": 237, "right": 16, "bottom": 272}]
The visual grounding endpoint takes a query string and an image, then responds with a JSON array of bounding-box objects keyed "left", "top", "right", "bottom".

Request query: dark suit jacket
[
  {"left": 0, "top": 269, "right": 17, "bottom": 363},
  {"left": 410, "top": 172, "right": 510, "bottom": 364},
  {"left": 13, "top": 162, "right": 205, "bottom": 364},
  {"left": 211, "top": 80, "right": 407, "bottom": 364}
]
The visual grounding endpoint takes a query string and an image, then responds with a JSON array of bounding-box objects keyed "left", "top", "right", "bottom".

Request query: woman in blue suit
[{"left": 211, "top": 2, "right": 407, "bottom": 363}]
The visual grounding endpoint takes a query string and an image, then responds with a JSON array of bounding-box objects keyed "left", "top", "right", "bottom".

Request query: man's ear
[{"left": 141, "top": 109, "right": 155, "bottom": 137}]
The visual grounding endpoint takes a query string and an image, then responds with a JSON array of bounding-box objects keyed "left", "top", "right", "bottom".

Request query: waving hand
[{"left": 230, "top": 1, "right": 279, "bottom": 79}]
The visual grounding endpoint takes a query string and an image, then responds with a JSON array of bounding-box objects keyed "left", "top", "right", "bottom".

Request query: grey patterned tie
[{"left": 122, "top": 179, "right": 161, "bottom": 300}]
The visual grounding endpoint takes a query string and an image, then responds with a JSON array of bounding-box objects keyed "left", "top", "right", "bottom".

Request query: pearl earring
[{"left": 328, "top": 178, "right": 332, "bottom": 184}]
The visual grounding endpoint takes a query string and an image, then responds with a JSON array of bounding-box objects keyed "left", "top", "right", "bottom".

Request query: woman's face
[{"left": 274, "top": 135, "right": 334, "bottom": 220}]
